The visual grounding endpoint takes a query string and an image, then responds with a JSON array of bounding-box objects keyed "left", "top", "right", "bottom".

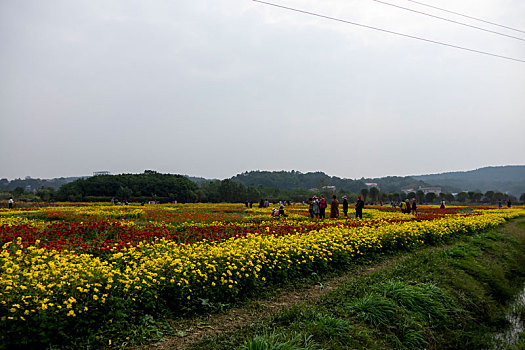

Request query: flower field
[{"left": 1, "top": 203, "right": 524, "bottom": 348}]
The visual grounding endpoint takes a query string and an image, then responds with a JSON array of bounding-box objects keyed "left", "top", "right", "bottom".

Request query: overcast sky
[{"left": 1, "top": 0, "right": 524, "bottom": 180}]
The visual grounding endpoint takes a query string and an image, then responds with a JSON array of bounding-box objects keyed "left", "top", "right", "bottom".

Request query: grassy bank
[{"left": 187, "top": 217, "right": 525, "bottom": 349}]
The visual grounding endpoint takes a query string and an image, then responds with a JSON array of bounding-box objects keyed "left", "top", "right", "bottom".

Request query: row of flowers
[
  {"left": 0, "top": 204, "right": 478, "bottom": 255},
  {"left": 1, "top": 207, "right": 523, "bottom": 347}
]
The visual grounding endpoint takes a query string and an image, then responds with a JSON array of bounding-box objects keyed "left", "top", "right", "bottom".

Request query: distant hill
[
  {"left": 56, "top": 171, "right": 198, "bottom": 202},
  {"left": 231, "top": 170, "right": 429, "bottom": 193},
  {"left": 3, "top": 166, "right": 523, "bottom": 197},
  {"left": 184, "top": 175, "right": 218, "bottom": 183},
  {"left": 0, "top": 176, "right": 83, "bottom": 191},
  {"left": 362, "top": 176, "right": 429, "bottom": 193},
  {"left": 412, "top": 166, "right": 525, "bottom": 196}
]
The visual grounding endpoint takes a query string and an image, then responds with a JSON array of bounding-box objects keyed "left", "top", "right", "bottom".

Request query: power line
[
  {"left": 252, "top": 0, "right": 525, "bottom": 63},
  {"left": 372, "top": 0, "right": 525, "bottom": 42},
  {"left": 405, "top": 0, "right": 525, "bottom": 35}
]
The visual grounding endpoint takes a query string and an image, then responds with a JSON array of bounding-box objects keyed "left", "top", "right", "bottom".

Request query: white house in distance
[
  {"left": 402, "top": 186, "right": 442, "bottom": 195},
  {"left": 310, "top": 185, "right": 337, "bottom": 192},
  {"left": 365, "top": 182, "right": 379, "bottom": 190}
]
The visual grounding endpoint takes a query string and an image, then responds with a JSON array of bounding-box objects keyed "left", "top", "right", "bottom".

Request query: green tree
[
  {"left": 360, "top": 188, "right": 369, "bottom": 201},
  {"left": 36, "top": 187, "right": 56, "bottom": 202},
  {"left": 425, "top": 192, "right": 437, "bottom": 203},
  {"left": 56, "top": 172, "right": 198, "bottom": 202},
  {"left": 444, "top": 193, "right": 455, "bottom": 203},
  {"left": 116, "top": 186, "right": 133, "bottom": 200},
  {"left": 457, "top": 192, "right": 468, "bottom": 203},
  {"left": 388, "top": 192, "right": 400, "bottom": 202},
  {"left": 494, "top": 192, "right": 505, "bottom": 201},
  {"left": 484, "top": 191, "right": 495, "bottom": 203},
  {"left": 13, "top": 187, "right": 25, "bottom": 196},
  {"left": 520, "top": 193, "right": 525, "bottom": 203},
  {"left": 369, "top": 187, "right": 379, "bottom": 202},
  {"left": 416, "top": 190, "right": 425, "bottom": 204},
  {"left": 471, "top": 192, "right": 482, "bottom": 203}
]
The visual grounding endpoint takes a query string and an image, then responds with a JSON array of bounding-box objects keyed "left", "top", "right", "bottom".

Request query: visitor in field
[
  {"left": 264, "top": 199, "right": 269, "bottom": 208},
  {"left": 330, "top": 195, "right": 339, "bottom": 218},
  {"left": 355, "top": 196, "right": 364, "bottom": 219},
  {"left": 411, "top": 199, "right": 418, "bottom": 214},
  {"left": 405, "top": 199, "right": 411, "bottom": 214},
  {"left": 498, "top": 200, "right": 502, "bottom": 208},
  {"left": 308, "top": 198, "right": 314, "bottom": 218},
  {"left": 278, "top": 205, "right": 288, "bottom": 217},
  {"left": 319, "top": 195, "right": 327, "bottom": 219},
  {"left": 312, "top": 196, "right": 320, "bottom": 218},
  {"left": 507, "top": 200, "right": 511, "bottom": 208},
  {"left": 8, "top": 197, "right": 13, "bottom": 209},
  {"left": 440, "top": 200, "right": 446, "bottom": 209},
  {"left": 400, "top": 200, "right": 407, "bottom": 213},
  {"left": 342, "top": 196, "right": 349, "bottom": 217}
]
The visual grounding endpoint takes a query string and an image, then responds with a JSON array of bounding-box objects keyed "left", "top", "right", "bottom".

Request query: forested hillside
[
  {"left": 56, "top": 171, "right": 198, "bottom": 202},
  {"left": 2, "top": 166, "right": 524, "bottom": 203},
  {"left": 412, "top": 165, "right": 525, "bottom": 195},
  {"left": 231, "top": 170, "right": 428, "bottom": 193},
  {"left": 0, "top": 177, "right": 81, "bottom": 191}
]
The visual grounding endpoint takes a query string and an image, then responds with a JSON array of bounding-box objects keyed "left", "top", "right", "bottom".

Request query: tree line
[{"left": 1, "top": 171, "right": 523, "bottom": 205}]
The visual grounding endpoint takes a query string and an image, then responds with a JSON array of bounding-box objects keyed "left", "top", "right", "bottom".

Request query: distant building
[
  {"left": 403, "top": 186, "right": 442, "bottom": 195},
  {"left": 93, "top": 171, "right": 110, "bottom": 176},
  {"left": 365, "top": 182, "right": 380, "bottom": 190},
  {"left": 309, "top": 185, "right": 337, "bottom": 192},
  {"left": 419, "top": 186, "right": 442, "bottom": 195}
]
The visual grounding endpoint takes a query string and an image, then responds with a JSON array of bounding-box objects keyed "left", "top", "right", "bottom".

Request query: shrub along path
[{"left": 136, "top": 217, "right": 525, "bottom": 350}]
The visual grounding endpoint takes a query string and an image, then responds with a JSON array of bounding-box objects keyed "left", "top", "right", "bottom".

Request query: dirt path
[{"left": 135, "top": 254, "right": 408, "bottom": 350}]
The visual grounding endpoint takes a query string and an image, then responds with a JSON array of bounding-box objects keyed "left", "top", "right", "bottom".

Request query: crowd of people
[
  {"left": 265, "top": 195, "right": 460, "bottom": 219},
  {"left": 262, "top": 194, "right": 452, "bottom": 219},
  {"left": 304, "top": 194, "right": 366, "bottom": 219}
]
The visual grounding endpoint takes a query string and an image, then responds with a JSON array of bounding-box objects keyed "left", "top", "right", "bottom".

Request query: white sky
[{"left": 1, "top": 0, "right": 524, "bottom": 180}]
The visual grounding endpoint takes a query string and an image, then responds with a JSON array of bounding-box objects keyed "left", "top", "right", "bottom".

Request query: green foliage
[
  {"left": 416, "top": 190, "right": 425, "bottom": 203},
  {"left": 369, "top": 187, "right": 379, "bottom": 202},
  {"left": 231, "top": 170, "right": 367, "bottom": 193},
  {"left": 36, "top": 187, "right": 56, "bottom": 202},
  {"left": 375, "top": 281, "right": 452, "bottom": 322},
  {"left": 457, "top": 192, "right": 469, "bottom": 203},
  {"left": 0, "top": 176, "right": 81, "bottom": 191},
  {"left": 425, "top": 192, "right": 437, "bottom": 203},
  {"left": 346, "top": 295, "right": 397, "bottom": 327},
  {"left": 239, "top": 331, "right": 321, "bottom": 350},
  {"left": 412, "top": 165, "right": 525, "bottom": 196},
  {"left": 56, "top": 172, "right": 198, "bottom": 202}
]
